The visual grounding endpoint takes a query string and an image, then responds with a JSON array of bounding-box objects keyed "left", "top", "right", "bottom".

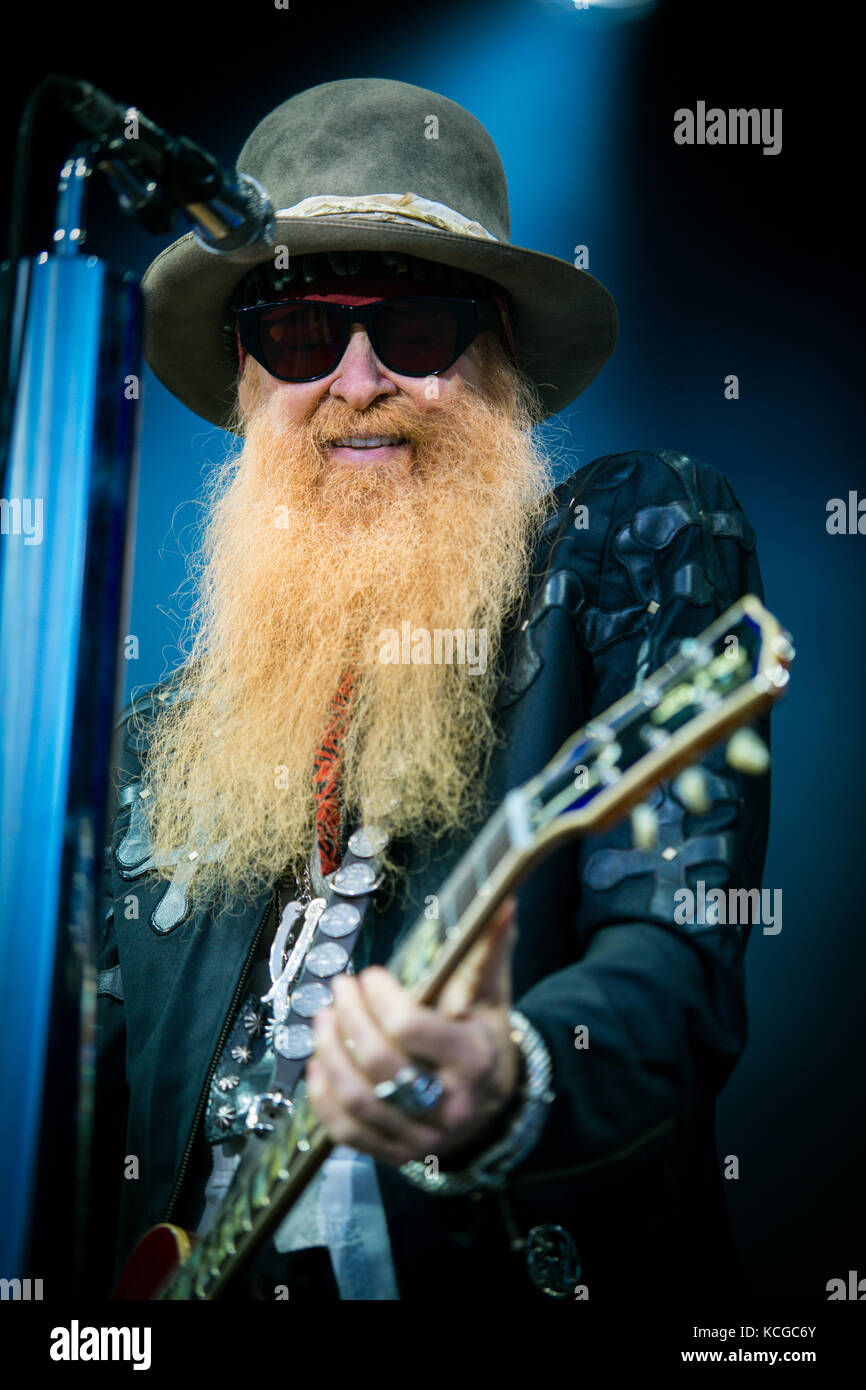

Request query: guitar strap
[{"left": 268, "top": 835, "right": 386, "bottom": 1101}]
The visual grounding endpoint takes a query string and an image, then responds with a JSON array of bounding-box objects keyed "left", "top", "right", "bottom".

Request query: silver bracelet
[{"left": 398, "top": 1009, "right": 555, "bottom": 1196}]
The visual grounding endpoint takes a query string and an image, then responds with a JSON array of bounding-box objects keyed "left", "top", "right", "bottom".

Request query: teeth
[{"left": 330, "top": 436, "right": 405, "bottom": 449}]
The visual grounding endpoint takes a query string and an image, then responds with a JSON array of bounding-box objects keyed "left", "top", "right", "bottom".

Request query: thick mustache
[{"left": 307, "top": 405, "right": 425, "bottom": 445}]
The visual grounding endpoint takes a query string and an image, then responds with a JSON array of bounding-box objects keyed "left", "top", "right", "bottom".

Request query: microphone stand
[{"left": 0, "top": 78, "right": 273, "bottom": 1298}]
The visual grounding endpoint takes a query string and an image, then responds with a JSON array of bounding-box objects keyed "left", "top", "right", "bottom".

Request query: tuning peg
[
  {"left": 771, "top": 634, "right": 796, "bottom": 664},
  {"left": 725, "top": 728, "right": 770, "bottom": 775},
  {"left": 631, "top": 802, "right": 658, "bottom": 849},
  {"left": 674, "top": 767, "right": 712, "bottom": 814}
]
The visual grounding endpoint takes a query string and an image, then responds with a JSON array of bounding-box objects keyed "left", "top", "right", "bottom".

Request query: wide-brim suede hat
[{"left": 141, "top": 77, "right": 618, "bottom": 428}]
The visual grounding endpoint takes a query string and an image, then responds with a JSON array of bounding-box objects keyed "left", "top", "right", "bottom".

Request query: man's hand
[{"left": 306, "top": 896, "right": 520, "bottom": 1167}]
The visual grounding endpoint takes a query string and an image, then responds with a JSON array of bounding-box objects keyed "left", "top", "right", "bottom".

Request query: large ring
[{"left": 375, "top": 1065, "right": 443, "bottom": 1118}]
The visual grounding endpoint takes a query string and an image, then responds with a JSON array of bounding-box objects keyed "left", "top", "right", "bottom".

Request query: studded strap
[{"left": 268, "top": 837, "right": 385, "bottom": 1100}]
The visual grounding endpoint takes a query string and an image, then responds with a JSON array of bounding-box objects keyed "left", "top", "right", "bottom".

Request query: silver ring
[{"left": 374, "top": 1065, "right": 443, "bottom": 1118}]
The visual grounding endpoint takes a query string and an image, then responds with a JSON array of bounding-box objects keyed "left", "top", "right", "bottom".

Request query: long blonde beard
[{"left": 138, "top": 340, "right": 553, "bottom": 911}]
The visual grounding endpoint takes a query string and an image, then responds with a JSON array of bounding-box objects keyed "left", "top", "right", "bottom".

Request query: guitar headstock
[{"left": 519, "top": 595, "right": 792, "bottom": 854}]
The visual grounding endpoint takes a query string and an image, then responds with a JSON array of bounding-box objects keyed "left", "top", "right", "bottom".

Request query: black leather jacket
[{"left": 88, "top": 448, "right": 770, "bottom": 1302}]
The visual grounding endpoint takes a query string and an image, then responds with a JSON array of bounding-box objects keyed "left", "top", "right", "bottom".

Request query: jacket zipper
[{"left": 161, "top": 889, "right": 277, "bottom": 1224}]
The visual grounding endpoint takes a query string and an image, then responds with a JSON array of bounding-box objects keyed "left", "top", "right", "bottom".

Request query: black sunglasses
[{"left": 235, "top": 296, "right": 500, "bottom": 382}]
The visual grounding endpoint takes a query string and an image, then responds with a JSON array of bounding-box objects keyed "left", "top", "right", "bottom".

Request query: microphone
[{"left": 54, "top": 76, "right": 274, "bottom": 253}]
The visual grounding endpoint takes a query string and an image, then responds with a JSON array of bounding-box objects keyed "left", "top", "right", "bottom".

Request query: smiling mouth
[{"left": 327, "top": 435, "right": 410, "bottom": 449}]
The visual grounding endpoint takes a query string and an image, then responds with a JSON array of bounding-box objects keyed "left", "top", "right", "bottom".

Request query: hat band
[{"left": 272, "top": 192, "right": 499, "bottom": 242}]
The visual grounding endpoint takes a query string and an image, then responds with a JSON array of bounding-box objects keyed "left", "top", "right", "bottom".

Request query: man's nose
[{"left": 328, "top": 325, "right": 397, "bottom": 410}]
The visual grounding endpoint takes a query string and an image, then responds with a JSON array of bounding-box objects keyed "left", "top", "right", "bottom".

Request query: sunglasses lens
[
  {"left": 373, "top": 301, "right": 465, "bottom": 375},
  {"left": 257, "top": 303, "right": 344, "bottom": 379},
  {"left": 244, "top": 299, "right": 475, "bottom": 380}
]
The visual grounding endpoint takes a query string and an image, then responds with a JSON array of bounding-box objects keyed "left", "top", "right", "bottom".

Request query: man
[{"left": 90, "top": 77, "right": 770, "bottom": 1301}]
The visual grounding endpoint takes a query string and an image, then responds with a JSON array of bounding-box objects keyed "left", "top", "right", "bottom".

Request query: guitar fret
[
  {"left": 438, "top": 894, "right": 458, "bottom": 932},
  {"left": 217, "top": 1213, "right": 237, "bottom": 1257},
  {"left": 451, "top": 868, "right": 475, "bottom": 919},
  {"left": 289, "top": 1092, "right": 316, "bottom": 1151},
  {"left": 481, "top": 813, "right": 512, "bottom": 878},
  {"left": 266, "top": 1138, "right": 290, "bottom": 1186},
  {"left": 232, "top": 1188, "right": 253, "bottom": 1233},
  {"left": 251, "top": 1163, "right": 271, "bottom": 1209}
]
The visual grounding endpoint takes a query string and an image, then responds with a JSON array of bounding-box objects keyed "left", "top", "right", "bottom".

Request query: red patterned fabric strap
[{"left": 312, "top": 667, "right": 357, "bottom": 876}]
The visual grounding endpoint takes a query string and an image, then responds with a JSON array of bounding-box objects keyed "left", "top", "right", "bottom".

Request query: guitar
[{"left": 112, "top": 594, "right": 792, "bottom": 1299}]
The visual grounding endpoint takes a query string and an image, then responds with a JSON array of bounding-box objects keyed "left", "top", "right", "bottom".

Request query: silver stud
[
  {"left": 306, "top": 942, "right": 350, "bottom": 978},
  {"left": 273, "top": 1023, "right": 317, "bottom": 1060},
  {"left": 329, "top": 861, "right": 382, "bottom": 896},
  {"left": 347, "top": 826, "right": 390, "bottom": 858},
  {"left": 318, "top": 902, "right": 361, "bottom": 938},
  {"left": 217, "top": 1074, "right": 240, "bottom": 1091},
  {"left": 291, "top": 982, "right": 334, "bottom": 1018}
]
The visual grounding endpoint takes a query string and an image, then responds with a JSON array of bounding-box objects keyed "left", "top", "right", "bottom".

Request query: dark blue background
[{"left": 6, "top": 0, "right": 863, "bottom": 1299}]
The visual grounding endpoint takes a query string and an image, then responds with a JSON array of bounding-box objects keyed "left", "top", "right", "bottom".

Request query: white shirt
[{"left": 197, "top": 1122, "right": 400, "bottom": 1300}]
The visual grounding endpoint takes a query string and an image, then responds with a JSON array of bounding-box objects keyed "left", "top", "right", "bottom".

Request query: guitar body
[{"left": 112, "top": 1224, "right": 195, "bottom": 1300}]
